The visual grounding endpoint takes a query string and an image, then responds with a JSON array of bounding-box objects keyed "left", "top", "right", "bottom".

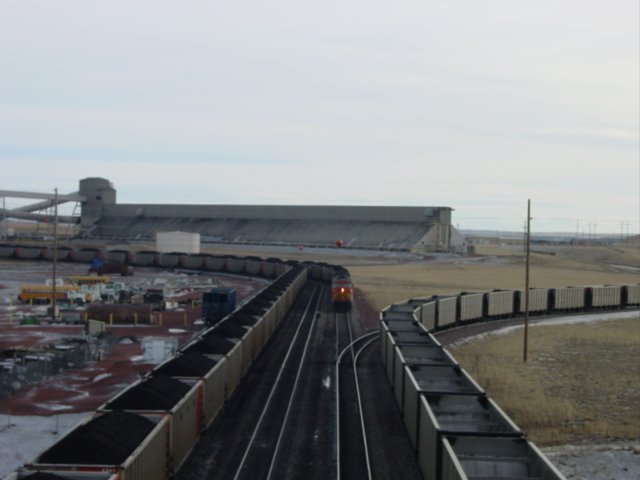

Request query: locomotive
[
  {"left": 88, "top": 252, "right": 133, "bottom": 276},
  {"left": 331, "top": 274, "right": 353, "bottom": 313}
]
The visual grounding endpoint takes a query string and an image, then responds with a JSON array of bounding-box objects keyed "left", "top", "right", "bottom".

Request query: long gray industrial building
[{"left": 2, "top": 177, "right": 464, "bottom": 252}]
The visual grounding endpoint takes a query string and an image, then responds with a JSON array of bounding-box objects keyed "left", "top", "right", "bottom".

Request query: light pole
[
  {"left": 51, "top": 188, "right": 58, "bottom": 323},
  {"left": 523, "top": 199, "right": 531, "bottom": 363}
]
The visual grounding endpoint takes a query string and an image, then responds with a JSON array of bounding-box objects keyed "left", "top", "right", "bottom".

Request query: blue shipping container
[{"left": 202, "top": 288, "right": 237, "bottom": 326}]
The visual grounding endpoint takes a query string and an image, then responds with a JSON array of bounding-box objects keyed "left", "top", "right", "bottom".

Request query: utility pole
[
  {"left": 523, "top": 199, "right": 531, "bottom": 363},
  {"left": 51, "top": 188, "right": 58, "bottom": 323},
  {"left": 2, "top": 196, "right": 5, "bottom": 240}
]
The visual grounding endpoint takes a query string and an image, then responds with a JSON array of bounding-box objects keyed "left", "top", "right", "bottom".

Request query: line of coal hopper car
[{"left": 2, "top": 250, "right": 348, "bottom": 480}]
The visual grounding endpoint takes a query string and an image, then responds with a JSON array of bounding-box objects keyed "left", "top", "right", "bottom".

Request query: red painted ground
[
  {"left": 0, "top": 261, "right": 269, "bottom": 416},
  {"left": 0, "top": 324, "right": 197, "bottom": 416}
]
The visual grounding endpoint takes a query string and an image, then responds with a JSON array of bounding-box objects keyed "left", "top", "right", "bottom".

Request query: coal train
[
  {"left": 406, "top": 284, "right": 639, "bottom": 332},
  {"left": 380, "top": 284, "right": 639, "bottom": 480},
  {"left": 0, "top": 244, "right": 345, "bottom": 280},
  {"left": 0, "top": 243, "right": 347, "bottom": 480}
]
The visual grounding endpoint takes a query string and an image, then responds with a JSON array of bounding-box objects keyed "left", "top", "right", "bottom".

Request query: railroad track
[
  {"left": 0, "top": 250, "right": 429, "bottom": 480},
  {"left": 335, "top": 313, "right": 378, "bottom": 480},
  {"left": 176, "top": 281, "right": 424, "bottom": 480},
  {"left": 232, "top": 285, "right": 324, "bottom": 479},
  {"left": 177, "top": 282, "right": 340, "bottom": 480}
]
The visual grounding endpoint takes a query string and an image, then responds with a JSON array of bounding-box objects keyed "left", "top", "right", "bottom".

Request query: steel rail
[
  {"left": 232, "top": 286, "right": 321, "bottom": 480},
  {"left": 352, "top": 334, "right": 378, "bottom": 480},
  {"left": 334, "top": 312, "right": 351, "bottom": 480},
  {"left": 265, "top": 288, "right": 324, "bottom": 480},
  {"left": 335, "top": 321, "right": 378, "bottom": 480}
]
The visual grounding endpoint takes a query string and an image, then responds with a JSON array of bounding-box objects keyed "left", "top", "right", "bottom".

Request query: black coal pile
[
  {"left": 184, "top": 334, "right": 236, "bottom": 355},
  {"left": 22, "top": 474, "right": 73, "bottom": 480},
  {"left": 154, "top": 351, "right": 218, "bottom": 377},
  {"left": 105, "top": 374, "right": 190, "bottom": 410},
  {"left": 37, "top": 410, "right": 156, "bottom": 465},
  {"left": 213, "top": 321, "right": 247, "bottom": 338},
  {"left": 231, "top": 311, "right": 260, "bottom": 326}
]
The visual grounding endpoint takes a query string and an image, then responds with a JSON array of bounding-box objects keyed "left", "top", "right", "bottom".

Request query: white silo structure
[{"left": 156, "top": 231, "right": 200, "bottom": 254}]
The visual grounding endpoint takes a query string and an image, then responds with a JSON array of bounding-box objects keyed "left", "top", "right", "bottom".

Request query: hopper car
[
  {"left": 2, "top": 244, "right": 344, "bottom": 480},
  {"left": 381, "top": 282, "right": 638, "bottom": 480},
  {"left": 412, "top": 285, "right": 639, "bottom": 332}
]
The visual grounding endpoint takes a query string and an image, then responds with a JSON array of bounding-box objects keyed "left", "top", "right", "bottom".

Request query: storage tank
[{"left": 156, "top": 231, "right": 200, "bottom": 254}]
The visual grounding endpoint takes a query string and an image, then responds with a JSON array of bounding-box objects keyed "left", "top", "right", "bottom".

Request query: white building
[{"left": 156, "top": 231, "right": 200, "bottom": 254}]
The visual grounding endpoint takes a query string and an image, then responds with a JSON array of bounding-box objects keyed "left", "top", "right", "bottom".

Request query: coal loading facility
[{"left": 64, "top": 177, "right": 464, "bottom": 252}]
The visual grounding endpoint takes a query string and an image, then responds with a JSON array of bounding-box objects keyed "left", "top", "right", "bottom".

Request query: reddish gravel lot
[
  {"left": 0, "top": 324, "right": 198, "bottom": 416},
  {"left": 0, "top": 260, "right": 268, "bottom": 416}
]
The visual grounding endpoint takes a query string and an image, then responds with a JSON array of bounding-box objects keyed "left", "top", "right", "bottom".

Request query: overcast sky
[{"left": 1, "top": 1, "right": 638, "bottom": 233}]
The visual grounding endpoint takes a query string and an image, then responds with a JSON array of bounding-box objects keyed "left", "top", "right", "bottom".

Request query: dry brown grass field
[
  {"left": 449, "top": 318, "right": 640, "bottom": 446},
  {"left": 348, "top": 249, "right": 639, "bottom": 311}
]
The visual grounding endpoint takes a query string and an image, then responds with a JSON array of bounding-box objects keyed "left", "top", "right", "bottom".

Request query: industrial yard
[
  {"left": 1, "top": 0, "right": 637, "bottom": 473},
  {"left": 0, "top": 258, "right": 269, "bottom": 417},
  {"left": 0, "top": 241, "right": 637, "bottom": 478}
]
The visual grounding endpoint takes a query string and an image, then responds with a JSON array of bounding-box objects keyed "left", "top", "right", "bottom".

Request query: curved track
[{"left": 335, "top": 316, "right": 377, "bottom": 480}]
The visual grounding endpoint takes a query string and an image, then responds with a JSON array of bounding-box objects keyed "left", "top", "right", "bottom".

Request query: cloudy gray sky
[{"left": 1, "top": 1, "right": 638, "bottom": 233}]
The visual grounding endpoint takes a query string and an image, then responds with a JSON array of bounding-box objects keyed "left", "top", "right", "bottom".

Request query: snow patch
[
  {"left": 92, "top": 373, "right": 112, "bottom": 383},
  {"left": 542, "top": 442, "right": 640, "bottom": 480},
  {"left": 33, "top": 403, "right": 74, "bottom": 412},
  {"left": 448, "top": 311, "right": 640, "bottom": 350},
  {"left": 0, "top": 413, "right": 88, "bottom": 477}
]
